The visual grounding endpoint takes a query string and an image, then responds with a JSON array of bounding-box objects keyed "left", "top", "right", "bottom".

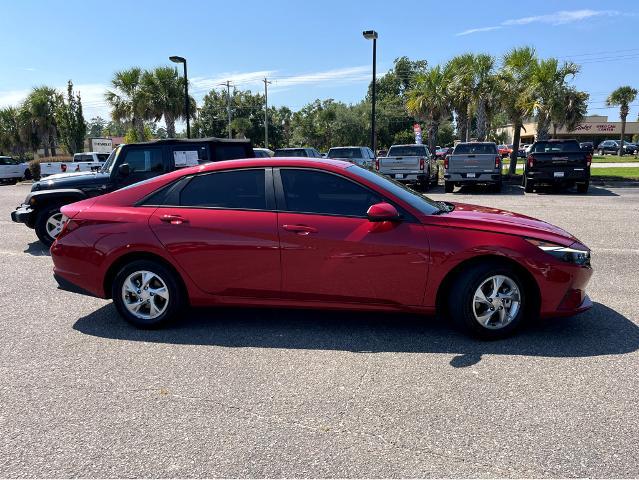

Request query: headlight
[{"left": 526, "top": 238, "right": 591, "bottom": 266}]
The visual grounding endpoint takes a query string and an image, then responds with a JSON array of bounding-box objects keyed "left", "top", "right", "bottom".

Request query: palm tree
[
  {"left": 472, "top": 54, "right": 497, "bottom": 141},
  {"left": 529, "top": 58, "right": 580, "bottom": 141},
  {"left": 406, "top": 66, "right": 451, "bottom": 150},
  {"left": 498, "top": 46, "right": 537, "bottom": 175},
  {"left": 606, "top": 86, "right": 638, "bottom": 156},
  {"left": 551, "top": 87, "right": 589, "bottom": 138},
  {"left": 105, "top": 68, "right": 149, "bottom": 141},
  {"left": 445, "top": 54, "right": 475, "bottom": 142},
  {"left": 141, "top": 67, "right": 195, "bottom": 138},
  {"left": 23, "top": 86, "right": 60, "bottom": 157}
]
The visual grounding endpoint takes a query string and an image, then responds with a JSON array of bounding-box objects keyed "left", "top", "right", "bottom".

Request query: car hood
[
  {"left": 438, "top": 202, "right": 580, "bottom": 245},
  {"left": 33, "top": 171, "right": 110, "bottom": 191}
]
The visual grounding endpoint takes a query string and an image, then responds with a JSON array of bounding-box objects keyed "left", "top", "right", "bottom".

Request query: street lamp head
[
  {"left": 169, "top": 55, "right": 186, "bottom": 64},
  {"left": 362, "top": 30, "right": 378, "bottom": 40}
]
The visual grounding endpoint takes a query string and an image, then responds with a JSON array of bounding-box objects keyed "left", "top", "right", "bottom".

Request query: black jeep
[{"left": 11, "top": 137, "right": 254, "bottom": 246}]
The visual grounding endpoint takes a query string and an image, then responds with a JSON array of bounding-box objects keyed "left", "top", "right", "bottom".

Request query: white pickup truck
[
  {"left": 40, "top": 151, "right": 110, "bottom": 177},
  {"left": 376, "top": 144, "right": 439, "bottom": 191},
  {"left": 0, "top": 156, "right": 30, "bottom": 184}
]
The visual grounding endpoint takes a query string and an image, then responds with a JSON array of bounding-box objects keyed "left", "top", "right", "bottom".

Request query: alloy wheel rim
[
  {"left": 46, "top": 212, "right": 64, "bottom": 239},
  {"left": 472, "top": 275, "right": 521, "bottom": 330},
  {"left": 121, "top": 270, "right": 170, "bottom": 320}
]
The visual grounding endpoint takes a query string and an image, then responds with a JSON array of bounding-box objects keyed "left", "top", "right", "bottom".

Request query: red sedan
[{"left": 51, "top": 158, "right": 593, "bottom": 338}]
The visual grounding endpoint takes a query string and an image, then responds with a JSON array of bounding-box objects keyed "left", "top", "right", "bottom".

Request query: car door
[
  {"left": 116, "top": 145, "right": 167, "bottom": 188},
  {"left": 148, "top": 167, "right": 281, "bottom": 298},
  {"left": 275, "top": 168, "right": 429, "bottom": 306}
]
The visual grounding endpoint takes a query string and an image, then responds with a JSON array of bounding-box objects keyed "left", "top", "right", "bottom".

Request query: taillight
[
  {"left": 585, "top": 153, "right": 592, "bottom": 167},
  {"left": 527, "top": 154, "right": 535, "bottom": 169},
  {"left": 375, "top": 158, "right": 380, "bottom": 171},
  {"left": 495, "top": 155, "right": 501, "bottom": 169},
  {"left": 419, "top": 158, "right": 425, "bottom": 170},
  {"left": 444, "top": 155, "right": 449, "bottom": 170}
]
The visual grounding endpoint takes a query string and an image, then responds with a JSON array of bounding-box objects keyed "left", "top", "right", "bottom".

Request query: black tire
[
  {"left": 524, "top": 177, "right": 534, "bottom": 193},
  {"left": 112, "top": 259, "right": 184, "bottom": 328},
  {"left": 447, "top": 261, "right": 529, "bottom": 339},
  {"left": 444, "top": 181, "right": 454, "bottom": 193},
  {"left": 24, "top": 168, "right": 32, "bottom": 180},
  {"left": 420, "top": 168, "right": 430, "bottom": 191},
  {"left": 493, "top": 180, "right": 503, "bottom": 193},
  {"left": 34, "top": 204, "right": 63, "bottom": 247},
  {"left": 576, "top": 180, "right": 589, "bottom": 193}
]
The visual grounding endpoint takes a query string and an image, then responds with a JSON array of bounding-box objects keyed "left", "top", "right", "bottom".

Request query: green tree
[
  {"left": 56, "top": 81, "right": 86, "bottom": 154},
  {"left": 86, "top": 116, "right": 107, "bottom": 138},
  {"left": 105, "top": 67, "right": 149, "bottom": 141},
  {"left": 406, "top": 66, "right": 451, "bottom": 150},
  {"left": 498, "top": 46, "right": 537, "bottom": 175},
  {"left": 606, "top": 86, "right": 638, "bottom": 156},
  {"left": 141, "top": 66, "right": 195, "bottom": 138},
  {"left": 22, "top": 86, "right": 60, "bottom": 156},
  {"left": 445, "top": 54, "right": 475, "bottom": 142},
  {"left": 529, "top": 58, "right": 580, "bottom": 141},
  {"left": 551, "top": 87, "right": 589, "bottom": 137}
]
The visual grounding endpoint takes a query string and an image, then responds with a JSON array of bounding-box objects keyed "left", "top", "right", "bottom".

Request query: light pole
[
  {"left": 169, "top": 55, "right": 190, "bottom": 138},
  {"left": 363, "top": 30, "right": 378, "bottom": 155}
]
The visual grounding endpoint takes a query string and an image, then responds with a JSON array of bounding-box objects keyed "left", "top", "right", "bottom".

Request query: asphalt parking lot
[{"left": 1, "top": 181, "right": 637, "bottom": 478}]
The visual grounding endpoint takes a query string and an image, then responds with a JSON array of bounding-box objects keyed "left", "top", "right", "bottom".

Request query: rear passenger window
[
  {"left": 180, "top": 169, "right": 266, "bottom": 210},
  {"left": 214, "top": 145, "right": 251, "bottom": 161}
]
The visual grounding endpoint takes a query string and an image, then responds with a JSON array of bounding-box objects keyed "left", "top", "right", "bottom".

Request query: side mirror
[
  {"left": 367, "top": 202, "right": 401, "bottom": 222},
  {"left": 118, "top": 163, "right": 130, "bottom": 177}
]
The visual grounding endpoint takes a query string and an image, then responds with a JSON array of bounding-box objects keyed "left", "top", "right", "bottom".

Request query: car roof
[
  {"left": 390, "top": 144, "right": 427, "bottom": 147},
  {"left": 328, "top": 146, "right": 365, "bottom": 149},
  {"left": 123, "top": 137, "right": 250, "bottom": 147}
]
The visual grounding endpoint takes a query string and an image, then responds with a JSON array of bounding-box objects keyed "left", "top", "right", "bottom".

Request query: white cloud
[
  {"left": 456, "top": 26, "right": 503, "bottom": 36},
  {"left": 274, "top": 65, "right": 371, "bottom": 87},
  {"left": 190, "top": 70, "right": 276, "bottom": 92},
  {"left": 456, "top": 9, "right": 620, "bottom": 36}
]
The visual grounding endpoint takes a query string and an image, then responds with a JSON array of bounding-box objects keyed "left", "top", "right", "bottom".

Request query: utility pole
[
  {"left": 263, "top": 77, "right": 272, "bottom": 148},
  {"left": 219, "top": 80, "right": 233, "bottom": 138}
]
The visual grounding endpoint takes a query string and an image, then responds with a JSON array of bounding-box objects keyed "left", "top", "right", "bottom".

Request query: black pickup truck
[
  {"left": 12, "top": 137, "right": 254, "bottom": 246},
  {"left": 523, "top": 139, "right": 592, "bottom": 193}
]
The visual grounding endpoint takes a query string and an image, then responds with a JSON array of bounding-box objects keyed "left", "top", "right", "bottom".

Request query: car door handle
[
  {"left": 282, "top": 224, "right": 318, "bottom": 235},
  {"left": 160, "top": 214, "right": 189, "bottom": 225}
]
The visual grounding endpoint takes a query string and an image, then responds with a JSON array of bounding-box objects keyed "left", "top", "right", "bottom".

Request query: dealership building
[{"left": 497, "top": 115, "right": 639, "bottom": 145}]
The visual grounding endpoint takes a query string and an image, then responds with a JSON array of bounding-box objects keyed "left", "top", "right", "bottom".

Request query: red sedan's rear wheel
[
  {"left": 448, "top": 262, "right": 528, "bottom": 339},
  {"left": 112, "top": 259, "right": 184, "bottom": 328}
]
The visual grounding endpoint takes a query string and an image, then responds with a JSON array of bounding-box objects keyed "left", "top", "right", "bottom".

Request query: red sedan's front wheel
[{"left": 448, "top": 262, "right": 528, "bottom": 339}]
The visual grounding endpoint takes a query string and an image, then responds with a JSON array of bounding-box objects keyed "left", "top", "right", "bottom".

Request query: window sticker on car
[{"left": 174, "top": 150, "right": 200, "bottom": 167}]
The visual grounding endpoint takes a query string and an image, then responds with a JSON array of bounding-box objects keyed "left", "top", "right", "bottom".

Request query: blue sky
[{"left": 2, "top": 0, "right": 638, "bottom": 124}]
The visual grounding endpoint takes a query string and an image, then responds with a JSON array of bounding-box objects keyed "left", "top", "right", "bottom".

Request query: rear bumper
[
  {"left": 11, "top": 204, "right": 35, "bottom": 227},
  {"left": 381, "top": 172, "right": 427, "bottom": 183},
  {"left": 526, "top": 168, "right": 590, "bottom": 184},
  {"left": 444, "top": 172, "right": 501, "bottom": 183}
]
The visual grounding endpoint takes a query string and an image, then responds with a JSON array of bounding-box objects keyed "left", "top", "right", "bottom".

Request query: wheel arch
[
  {"left": 103, "top": 251, "right": 189, "bottom": 303},
  {"left": 435, "top": 254, "right": 541, "bottom": 317}
]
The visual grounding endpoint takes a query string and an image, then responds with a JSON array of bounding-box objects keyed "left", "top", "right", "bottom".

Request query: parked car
[
  {"left": 11, "top": 137, "right": 254, "bottom": 246},
  {"left": 326, "top": 146, "right": 375, "bottom": 168},
  {"left": 0, "top": 156, "right": 29, "bottom": 184},
  {"left": 273, "top": 147, "right": 322, "bottom": 158},
  {"left": 40, "top": 151, "right": 110, "bottom": 177},
  {"left": 51, "top": 158, "right": 593, "bottom": 339},
  {"left": 443, "top": 142, "right": 502, "bottom": 193},
  {"left": 523, "top": 139, "right": 591, "bottom": 193},
  {"left": 253, "top": 148, "right": 274, "bottom": 158},
  {"left": 597, "top": 139, "right": 636, "bottom": 155},
  {"left": 376, "top": 144, "right": 438, "bottom": 191},
  {"left": 497, "top": 144, "right": 512, "bottom": 158},
  {"left": 377, "top": 149, "right": 388, "bottom": 157},
  {"left": 579, "top": 142, "right": 594, "bottom": 152},
  {"left": 435, "top": 147, "right": 453, "bottom": 159}
]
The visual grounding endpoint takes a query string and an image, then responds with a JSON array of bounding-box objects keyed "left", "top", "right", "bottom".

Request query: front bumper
[
  {"left": 54, "top": 273, "right": 101, "bottom": 298},
  {"left": 11, "top": 204, "right": 35, "bottom": 227}
]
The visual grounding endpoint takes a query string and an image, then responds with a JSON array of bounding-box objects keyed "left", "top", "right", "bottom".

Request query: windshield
[
  {"left": 532, "top": 141, "right": 580, "bottom": 153},
  {"left": 100, "top": 146, "right": 121, "bottom": 174},
  {"left": 387, "top": 145, "right": 428, "bottom": 157},
  {"left": 327, "top": 148, "right": 363, "bottom": 159},
  {"left": 348, "top": 165, "right": 443, "bottom": 215},
  {"left": 453, "top": 143, "right": 497, "bottom": 155},
  {"left": 274, "top": 149, "right": 307, "bottom": 157}
]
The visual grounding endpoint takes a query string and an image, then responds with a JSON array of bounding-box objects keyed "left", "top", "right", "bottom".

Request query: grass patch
[
  {"left": 590, "top": 167, "right": 639, "bottom": 181},
  {"left": 592, "top": 155, "right": 639, "bottom": 163}
]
